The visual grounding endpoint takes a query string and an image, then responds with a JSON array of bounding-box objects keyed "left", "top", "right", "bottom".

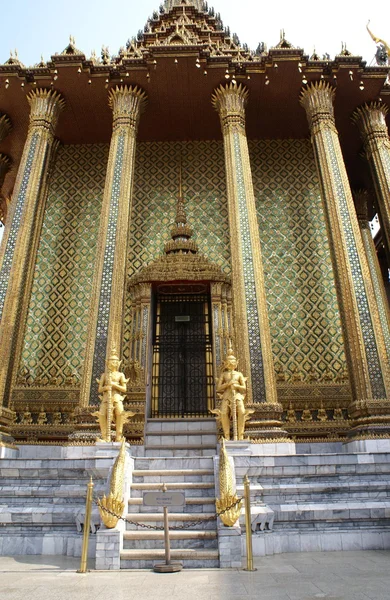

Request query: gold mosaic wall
[
  {"left": 16, "top": 138, "right": 346, "bottom": 388},
  {"left": 123, "top": 141, "right": 230, "bottom": 362},
  {"left": 18, "top": 144, "right": 108, "bottom": 385},
  {"left": 249, "top": 139, "right": 347, "bottom": 380}
]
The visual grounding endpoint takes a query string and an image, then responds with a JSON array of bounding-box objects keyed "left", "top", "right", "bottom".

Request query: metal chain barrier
[{"left": 94, "top": 494, "right": 243, "bottom": 531}]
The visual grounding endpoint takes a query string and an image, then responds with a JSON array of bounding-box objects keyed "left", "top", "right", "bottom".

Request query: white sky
[{"left": 0, "top": 0, "right": 388, "bottom": 66}]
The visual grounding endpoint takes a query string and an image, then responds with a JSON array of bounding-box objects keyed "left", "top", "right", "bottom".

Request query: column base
[
  {"left": 0, "top": 437, "right": 19, "bottom": 458},
  {"left": 343, "top": 438, "right": 390, "bottom": 453},
  {"left": 245, "top": 402, "right": 292, "bottom": 443},
  {"left": 348, "top": 398, "right": 390, "bottom": 440}
]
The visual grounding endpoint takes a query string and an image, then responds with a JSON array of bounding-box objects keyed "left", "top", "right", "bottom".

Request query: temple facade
[
  {"left": 1, "top": 0, "right": 389, "bottom": 446},
  {"left": 0, "top": 0, "right": 390, "bottom": 566}
]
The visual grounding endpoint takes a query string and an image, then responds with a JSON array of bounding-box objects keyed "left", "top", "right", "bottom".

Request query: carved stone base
[
  {"left": 245, "top": 402, "right": 291, "bottom": 442},
  {"left": 348, "top": 399, "right": 390, "bottom": 440},
  {"left": 0, "top": 407, "right": 17, "bottom": 450}
]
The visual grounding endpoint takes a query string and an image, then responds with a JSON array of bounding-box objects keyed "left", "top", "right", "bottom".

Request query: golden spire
[{"left": 164, "top": 157, "right": 199, "bottom": 255}]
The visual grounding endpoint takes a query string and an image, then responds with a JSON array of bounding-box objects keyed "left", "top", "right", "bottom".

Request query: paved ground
[{"left": 1, "top": 551, "right": 389, "bottom": 600}]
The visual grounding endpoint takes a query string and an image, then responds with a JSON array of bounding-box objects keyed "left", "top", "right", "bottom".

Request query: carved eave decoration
[
  {"left": 128, "top": 251, "right": 230, "bottom": 287},
  {"left": 51, "top": 37, "right": 86, "bottom": 63}
]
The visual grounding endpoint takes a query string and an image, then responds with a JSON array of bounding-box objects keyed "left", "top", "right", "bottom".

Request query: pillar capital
[
  {"left": 0, "top": 114, "right": 12, "bottom": 143},
  {"left": 352, "top": 102, "right": 389, "bottom": 150},
  {"left": 352, "top": 101, "right": 388, "bottom": 132},
  {"left": 108, "top": 85, "right": 147, "bottom": 132},
  {"left": 212, "top": 83, "right": 249, "bottom": 132},
  {"left": 27, "top": 89, "right": 65, "bottom": 135},
  {"left": 300, "top": 81, "right": 336, "bottom": 132}
]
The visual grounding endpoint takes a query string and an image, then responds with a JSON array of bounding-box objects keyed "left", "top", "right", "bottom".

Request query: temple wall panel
[
  {"left": 15, "top": 139, "right": 348, "bottom": 392},
  {"left": 249, "top": 139, "right": 347, "bottom": 381},
  {"left": 17, "top": 143, "right": 109, "bottom": 386},
  {"left": 123, "top": 140, "right": 231, "bottom": 363}
]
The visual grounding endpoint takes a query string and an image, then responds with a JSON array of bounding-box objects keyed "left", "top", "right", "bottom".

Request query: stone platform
[{"left": 1, "top": 432, "right": 390, "bottom": 568}]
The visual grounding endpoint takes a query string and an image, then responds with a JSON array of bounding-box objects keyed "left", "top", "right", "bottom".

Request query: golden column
[
  {"left": 352, "top": 102, "right": 390, "bottom": 261},
  {"left": 212, "top": 83, "right": 277, "bottom": 407},
  {"left": 300, "top": 82, "right": 390, "bottom": 435},
  {"left": 0, "top": 90, "right": 64, "bottom": 411},
  {"left": 80, "top": 85, "right": 147, "bottom": 407},
  {"left": 353, "top": 189, "right": 390, "bottom": 343}
]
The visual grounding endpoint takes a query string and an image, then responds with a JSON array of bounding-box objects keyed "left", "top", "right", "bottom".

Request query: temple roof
[
  {"left": 165, "top": 0, "right": 204, "bottom": 10},
  {"left": 0, "top": 2, "right": 389, "bottom": 207}
]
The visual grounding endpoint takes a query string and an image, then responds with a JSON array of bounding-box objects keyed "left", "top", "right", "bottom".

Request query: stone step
[
  {"left": 120, "top": 548, "right": 219, "bottom": 560},
  {"left": 122, "top": 537, "right": 219, "bottom": 550},
  {"left": 128, "top": 497, "right": 215, "bottom": 506},
  {"left": 146, "top": 419, "right": 217, "bottom": 434},
  {"left": 133, "top": 476, "right": 214, "bottom": 485},
  {"left": 0, "top": 506, "right": 94, "bottom": 526},
  {"left": 144, "top": 447, "right": 216, "bottom": 457},
  {"left": 0, "top": 469, "right": 105, "bottom": 480},
  {"left": 145, "top": 435, "right": 217, "bottom": 446},
  {"left": 0, "top": 485, "right": 105, "bottom": 498},
  {"left": 271, "top": 500, "right": 390, "bottom": 523},
  {"left": 259, "top": 481, "right": 390, "bottom": 503},
  {"left": 235, "top": 464, "right": 390, "bottom": 480},
  {"left": 134, "top": 457, "right": 214, "bottom": 470},
  {"left": 125, "top": 512, "right": 217, "bottom": 530},
  {"left": 123, "top": 529, "right": 218, "bottom": 550},
  {"left": 123, "top": 529, "right": 217, "bottom": 540},
  {"left": 133, "top": 469, "right": 214, "bottom": 477},
  {"left": 126, "top": 511, "right": 215, "bottom": 520},
  {"left": 130, "top": 482, "right": 215, "bottom": 499},
  {"left": 233, "top": 453, "right": 390, "bottom": 467}
]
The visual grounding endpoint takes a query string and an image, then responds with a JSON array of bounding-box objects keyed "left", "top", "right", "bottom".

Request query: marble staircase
[
  {"left": 0, "top": 446, "right": 111, "bottom": 557},
  {"left": 234, "top": 451, "right": 390, "bottom": 555},
  {"left": 144, "top": 418, "right": 218, "bottom": 457},
  {"left": 120, "top": 418, "right": 220, "bottom": 568}
]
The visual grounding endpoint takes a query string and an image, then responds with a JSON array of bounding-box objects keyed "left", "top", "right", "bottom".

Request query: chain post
[
  {"left": 78, "top": 477, "right": 94, "bottom": 573},
  {"left": 243, "top": 475, "right": 256, "bottom": 572}
]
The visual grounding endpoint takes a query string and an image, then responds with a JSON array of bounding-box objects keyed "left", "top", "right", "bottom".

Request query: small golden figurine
[
  {"left": 301, "top": 403, "right": 313, "bottom": 421},
  {"left": 333, "top": 406, "right": 345, "bottom": 421},
  {"left": 286, "top": 402, "right": 297, "bottom": 423},
  {"left": 317, "top": 402, "right": 328, "bottom": 422},
  {"left": 20, "top": 406, "right": 33, "bottom": 425},
  {"left": 94, "top": 348, "right": 134, "bottom": 443},
  {"left": 212, "top": 342, "right": 252, "bottom": 441},
  {"left": 52, "top": 411, "right": 62, "bottom": 425},
  {"left": 37, "top": 406, "right": 47, "bottom": 425}
]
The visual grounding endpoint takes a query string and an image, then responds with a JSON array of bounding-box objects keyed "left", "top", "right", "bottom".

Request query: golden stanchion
[
  {"left": 243, "top": 475, "right": 257, "bottom": 571},
  {"left": 77, "top": 476, "right": 94, "bottom": 573}
]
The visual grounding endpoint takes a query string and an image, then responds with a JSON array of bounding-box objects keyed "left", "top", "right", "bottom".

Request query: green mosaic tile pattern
[
  {"left": 19, "top": 144, "right": 108, "bottom": 385},
  {"left": 123, "top": 141, "right": 230, "bottom": 363},
  {"left": 128, "top": 141, "right": 230, "bottom": 278},
  {"left": 249, "top": 139, "right": 347, "bottom": 380}
]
